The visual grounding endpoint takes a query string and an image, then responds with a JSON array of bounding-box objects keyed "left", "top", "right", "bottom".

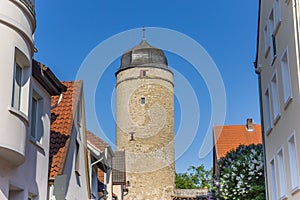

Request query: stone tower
[{"left": 115, "top": 38, "right": 175, "bottom": 200}]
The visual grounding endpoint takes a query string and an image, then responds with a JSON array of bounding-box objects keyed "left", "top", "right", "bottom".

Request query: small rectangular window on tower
[
  {"left": 141, "top": 97, "right": 145, "bottom": 104},
  {"left": 140, "top": 70, "right": 147, "bottom": 77}
]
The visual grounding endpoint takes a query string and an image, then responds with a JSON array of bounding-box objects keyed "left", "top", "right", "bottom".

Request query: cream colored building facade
[
  {"left": 256, "top": 0, "right": 300, "bottom": 199},
  {"left": 115, "top": 39, "right": 175, "bottom": 200}
]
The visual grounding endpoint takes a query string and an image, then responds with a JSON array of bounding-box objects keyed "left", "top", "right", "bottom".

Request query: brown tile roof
[
  {"left": 49, "top": 81, "right": 82, "bottom": 179},
  {"left": 86, "top": 130, "right": 108, "bottom": 152},
  {"left": 214, "top": 124, "right": 262, "bottom": 159}
]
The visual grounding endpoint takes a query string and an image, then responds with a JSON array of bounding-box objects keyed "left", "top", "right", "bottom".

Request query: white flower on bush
[{"left": 214, "top": 144, "right": 265, "bottom": 199}]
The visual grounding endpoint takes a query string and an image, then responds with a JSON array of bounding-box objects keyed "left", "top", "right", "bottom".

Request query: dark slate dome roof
[{"left": 119, "top": 40, "right": 168, "bottom": 71}]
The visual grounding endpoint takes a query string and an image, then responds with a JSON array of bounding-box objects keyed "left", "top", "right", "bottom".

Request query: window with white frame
[
  {"left": 277, "top": 148, "right": 287, "bottom": 198},
  {"left": 271, "top": 72, "right": 280, "bottom": 121},
  {"left": 12, "top": 63, "right": 22, "bottom": 110},
  {"left": 11, "top": 48, "right": 30, "bottom": 117},
  {"left": 269, "top": 159, "right": 277, "bottom": 200},
  {"left": 30, "top": 91, "right": 43, "bottom": 143},
  {"left": 264, "top": 88, "right": 272, "bottom": 132},
  {"left": 281, "top": 48, "right": 292, "bottom": 105},
  {"left": 264, "top": 24, "right": 270, "bottom": 56},
  {"left": 288, "top": 132, "right": 300, "bottom": 191},
  {"left": 268, "top": 8, "right": 277, "bottom": 65}
]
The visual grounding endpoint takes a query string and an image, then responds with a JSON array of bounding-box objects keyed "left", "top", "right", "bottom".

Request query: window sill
[
  {"left": 8, "top": 106, "right": 29, "bottom": 126},
  {"left": 273, "top": 113, "right": 281, "bottom": 126},
  {"left": 30, "top": 137, "right": 45, "bottom": 153},
  {"left": 284, "top": 96, "right": 293, "bottom": 110},
  {"left": 266, "top": 127, "right": 273, "bottom": 136},
  {"left": 271, "top": 55, "right": 277, "bottom": 66},
  {"left": 274, "top": 21, "right": 281, "bottom": 36},
  {"left": 279, "top": 194, "right": 288, "bottom": 200},
  {"left": 291, "top": 185, "right": 300, "bottom": 195}
]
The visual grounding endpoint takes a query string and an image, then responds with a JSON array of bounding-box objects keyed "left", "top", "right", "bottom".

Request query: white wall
[
  {"left": 0, "top": 78, "right": 52, "bottom": 200},
  {"left": 0, "top": 0, "right": 35, "bottom": 167}
]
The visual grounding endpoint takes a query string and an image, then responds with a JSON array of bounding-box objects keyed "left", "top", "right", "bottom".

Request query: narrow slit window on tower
[
  {"left": 141, "top": 97, "right": 145, "bottom": 104},
  {"left": 140, "top": 70, "right": 147, "bottom": 77}
]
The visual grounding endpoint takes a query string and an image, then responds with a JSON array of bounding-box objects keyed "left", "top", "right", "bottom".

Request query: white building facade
[
  {"left": 0, "top": 1, "right": 66, "bottom": 199},
  {"left": 256, "top": 0, "right": 300, "bottom": 199}
]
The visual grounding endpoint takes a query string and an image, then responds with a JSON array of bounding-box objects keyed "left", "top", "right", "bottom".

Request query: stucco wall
[
  {"left": 0, "top": 78, "right": 52, "bottom": 200},
  {"left": 0, "top": 0, "right": 35, "bottom": 167},
  {"left": 257, "top": 0, "right": 300, "bottom": 199}
]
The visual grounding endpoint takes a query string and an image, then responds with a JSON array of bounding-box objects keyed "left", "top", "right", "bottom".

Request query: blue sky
[{"left": 34, "top": 1, "right": 260, "bottom": 173}]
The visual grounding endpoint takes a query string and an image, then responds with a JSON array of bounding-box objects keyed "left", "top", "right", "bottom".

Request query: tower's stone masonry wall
[{"left": 116, "top": 67, "right": 175, "bottom": 200}]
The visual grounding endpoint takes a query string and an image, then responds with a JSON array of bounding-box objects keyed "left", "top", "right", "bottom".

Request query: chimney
[{"left": 246, "top": 118, "right": 254, "bottom": 131}]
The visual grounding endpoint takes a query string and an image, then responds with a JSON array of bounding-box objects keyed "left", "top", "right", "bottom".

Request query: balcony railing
[{"left": 19, "top": 0, "right": 35, "bottom": 15}]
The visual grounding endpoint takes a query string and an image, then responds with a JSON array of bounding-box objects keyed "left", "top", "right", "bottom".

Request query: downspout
[
  {"left": 255, "top": 0, "right": 269, "bottom": 199},
  {"left": 295, "top": 0, "right": 300, "bottom": 56},
  {"left": 294, "top": 0, "right": 300, "bottom": 91},
  {"left": 255, "top": 64, "right": 268, "bottom": 200},
  {"left": 103, "top": 147, "right": 110, "bottom": 199}
]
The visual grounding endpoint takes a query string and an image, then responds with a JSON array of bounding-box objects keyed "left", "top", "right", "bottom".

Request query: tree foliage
[
  {"left": 176, "top": 164, "right": 212, "bottom": 189},
  {"left": 213, "top": 144, "right": 266, "bottom": 200}
]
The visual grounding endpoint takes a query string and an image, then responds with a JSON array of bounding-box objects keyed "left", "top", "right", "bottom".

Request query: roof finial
[{"left": 142, "top": 26, "right": 146, "bottom": 41}]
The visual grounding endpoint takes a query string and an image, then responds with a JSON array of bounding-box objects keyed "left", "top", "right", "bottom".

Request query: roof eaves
[{"left": 32, "top": 60, "right": 67, "bottom": 95}]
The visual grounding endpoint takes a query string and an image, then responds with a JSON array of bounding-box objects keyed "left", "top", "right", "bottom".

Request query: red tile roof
[
  {"left": 214, "top": 124, "right": 262, "bottom": 159},
  {"left": 49, "top": 81, "right": 82, "bottom": 179}
]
